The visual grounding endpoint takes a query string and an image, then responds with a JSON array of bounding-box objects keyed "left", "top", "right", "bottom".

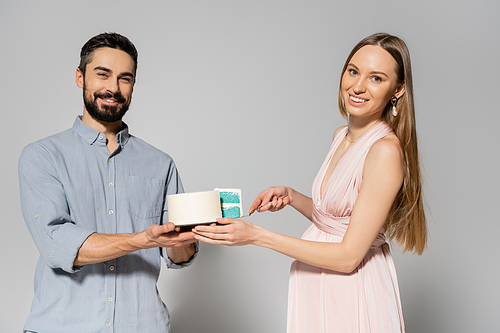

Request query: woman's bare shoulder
[
  {"left": 367, "top": 133, "right": 404, "bottom": 169},
  {"left": 331, "top": 125, "right": 347, "bottom": 142}
]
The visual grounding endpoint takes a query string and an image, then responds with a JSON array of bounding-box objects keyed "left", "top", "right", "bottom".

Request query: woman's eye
[
  {"left": 349, "top": 69, "right": 358, "bottom": 75},
  {"left": 372, "top": 76, "right": 382, "bottom": 82}
]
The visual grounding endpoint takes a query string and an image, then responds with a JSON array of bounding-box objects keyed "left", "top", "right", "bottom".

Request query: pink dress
[{"left": 287, "top": 121, "right": 405, "bottom": 333}]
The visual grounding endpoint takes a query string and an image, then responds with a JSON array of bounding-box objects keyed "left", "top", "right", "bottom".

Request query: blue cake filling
[
  {"left": 219, "top": 191, "right": 241, "bottom": 204},
  {"left": 222, "top": 206, "right": 241, "bottom": 218}
]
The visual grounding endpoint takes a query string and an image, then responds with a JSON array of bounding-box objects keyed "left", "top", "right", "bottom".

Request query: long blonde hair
[{"left": 338, "top": 33, "right": 427, "bottom": 255}]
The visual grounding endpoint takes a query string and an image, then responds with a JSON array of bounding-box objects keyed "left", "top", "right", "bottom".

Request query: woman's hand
[
  {"left": 249, "top": 186, "right": 292, "bottom": 214},
  {"left": 192, "top": 218, "right": 261, "bottom": 246}
]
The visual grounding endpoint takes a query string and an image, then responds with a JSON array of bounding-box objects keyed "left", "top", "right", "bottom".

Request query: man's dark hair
[{"left": 78, "top": 32, "right": 138, "bottom": 78}]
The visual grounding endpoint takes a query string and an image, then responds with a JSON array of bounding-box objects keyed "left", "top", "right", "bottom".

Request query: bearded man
[{"left": 18, "top": 32, "right": 197, "bottom": 333}]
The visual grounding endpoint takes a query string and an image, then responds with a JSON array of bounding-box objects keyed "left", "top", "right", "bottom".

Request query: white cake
[{"left": 167, "top": 191, "right": 222, "bottom": 226}]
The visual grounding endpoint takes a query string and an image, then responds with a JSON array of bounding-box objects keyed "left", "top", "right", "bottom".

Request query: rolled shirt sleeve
[
  {"left": 161, "top": 242, "right": 199, "bottom": 269},
  {"left": 19, "top": 143, "right": 94, "bottom": 273}
]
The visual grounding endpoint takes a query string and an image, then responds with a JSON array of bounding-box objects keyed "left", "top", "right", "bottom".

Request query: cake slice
[{"left": 215, "top": 188, "right": 243, "bottom": 218}]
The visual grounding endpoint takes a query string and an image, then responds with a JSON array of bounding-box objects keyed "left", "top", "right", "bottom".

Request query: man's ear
[{"left": 76, "top": 68, "right": 84, "bottom": 88}]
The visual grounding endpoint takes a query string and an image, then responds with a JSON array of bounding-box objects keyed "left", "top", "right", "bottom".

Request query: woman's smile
[{"left": 348, "top": 94, "right": 369, "bottom": 105}]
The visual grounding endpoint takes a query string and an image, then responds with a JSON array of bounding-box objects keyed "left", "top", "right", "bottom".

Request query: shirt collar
[
  {"left": 72, "top": 116, "right": 130, "bottom": 147},
  {"left": 116, "top": 124, "right": 130, "bottom": 147}
]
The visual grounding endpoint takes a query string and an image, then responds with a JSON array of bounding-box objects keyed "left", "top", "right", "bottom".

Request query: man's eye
[{"left": 97, "top": 73, "right": 108, "bottom": 77}]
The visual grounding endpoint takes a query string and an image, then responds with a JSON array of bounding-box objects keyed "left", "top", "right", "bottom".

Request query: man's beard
[{"left": 83, "top": 82, "right": 131, "bottom": 123}]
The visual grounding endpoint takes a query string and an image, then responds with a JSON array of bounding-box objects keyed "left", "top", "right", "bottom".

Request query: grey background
[{"left": 1, "top": 0, "right": 498, "bottom": 332}]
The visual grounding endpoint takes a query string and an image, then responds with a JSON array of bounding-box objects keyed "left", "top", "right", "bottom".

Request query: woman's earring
[{"left": 391, "top": 96, "right": 398, "bottom": 117}]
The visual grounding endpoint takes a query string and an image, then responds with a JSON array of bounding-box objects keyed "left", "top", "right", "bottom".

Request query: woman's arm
[{"left": 194, "top": 136, "right": 404, "bottom": 273}]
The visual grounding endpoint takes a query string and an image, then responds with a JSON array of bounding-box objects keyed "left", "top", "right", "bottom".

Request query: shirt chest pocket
[{"left": 122, "top": 176, "right": 165, "bottom": 219}]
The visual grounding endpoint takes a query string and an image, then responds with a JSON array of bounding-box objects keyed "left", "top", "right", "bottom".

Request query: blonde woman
[{"left": 194, "top": 33, "right": 426, "bottom": 333}]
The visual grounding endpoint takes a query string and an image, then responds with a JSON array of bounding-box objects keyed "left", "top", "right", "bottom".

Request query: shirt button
[
  {"left": 34, "top": 214, "right": 39, "bottom": 219},
  {"left": 108, "top": 297, "right": 113, "bottom": 302},
  {"left": 108, "top": 210, "right": 114, "bottom": 215},
  {"left": 106, "top": 323, "right": 111, "bottom": 328},
  {"left": 99, "top": 135, "right": 104, "bottom": 140},
  {"left": 108, "top": 158, "right": 112, "bottom": 162},
  {"left": 108, "top": 182, "right": 113, "bottom": 187},
  {"left": 88, "top": 139, "right": 92, "bottom": 142},
  {"left": 109, "top": 265, "right": 115, "bottom": 271}
]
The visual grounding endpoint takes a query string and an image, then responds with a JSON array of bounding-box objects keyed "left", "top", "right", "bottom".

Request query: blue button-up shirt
[{"left": 19, "top": 116, "right": 198, "bottom": 333}]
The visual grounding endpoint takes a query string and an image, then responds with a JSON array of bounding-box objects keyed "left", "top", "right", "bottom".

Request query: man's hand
[
  {"left": 144, "top": 222, "right": 197, "bottom": 248},
  {"left": 145, "top": 222, "right": 198, "bottom": 263}
]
